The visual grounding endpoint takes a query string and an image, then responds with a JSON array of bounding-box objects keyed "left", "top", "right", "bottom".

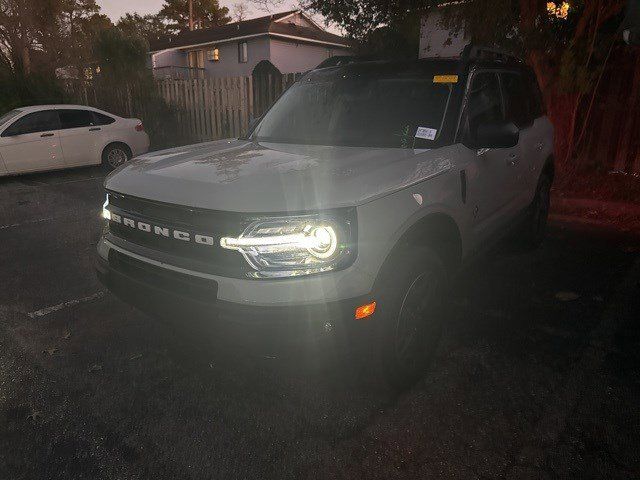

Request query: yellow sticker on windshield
[{"left": 433, "top": 75, "right": 459, "bottom": 83}]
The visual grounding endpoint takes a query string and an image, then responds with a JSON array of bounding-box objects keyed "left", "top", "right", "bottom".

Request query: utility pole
[{"left": 189, "top": 0, "right": 194, "bottom": 30}]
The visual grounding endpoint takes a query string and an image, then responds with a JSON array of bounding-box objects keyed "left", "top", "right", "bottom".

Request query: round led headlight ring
[{"left": 307, "top": 225, "right": 337, "bottom": 259}]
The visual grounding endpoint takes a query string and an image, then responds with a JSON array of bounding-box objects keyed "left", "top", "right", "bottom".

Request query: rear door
[
  {"left": 500, "top": 71, "right": 537, "bottom": 212},
  {"left": 57, "top": 109, "right": 104, "bottom": 166},
  {"left": 0, "top": 110, "right": 64, "bottom": 174}
]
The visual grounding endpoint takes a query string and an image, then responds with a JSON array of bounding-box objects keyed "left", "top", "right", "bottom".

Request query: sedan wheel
[
  {"left": 102, "top": 144, "right": 131, "bottom": 170},
  {"left": 107, "top": 147, "right": 128, "bottom": 168}
]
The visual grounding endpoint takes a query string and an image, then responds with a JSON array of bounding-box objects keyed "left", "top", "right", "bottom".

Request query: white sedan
[{"left": 0, "top": 105, "right": 150, "bottom": 176}]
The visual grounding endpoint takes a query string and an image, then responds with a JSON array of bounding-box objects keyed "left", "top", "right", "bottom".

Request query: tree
[
  {"left": 92, "top": 27, "right": 148, "bottom": 80},
  {"left": 232, "top": 3, "right": 248, "bottom": 22},
  {"left": 117, "top": 13, "right": 167, "bottom": 42},
  {"left": 158, "top": 0, "right": 231, "bottom": 33},
  {"left": 246, "top": 0, "right": 287, "bottom": 14},
  {"left": 302, "top": 0, "right": 628, "bottom": 165},
  {"left": 0, "top": 0, "right": 59, "bottom": 75}
]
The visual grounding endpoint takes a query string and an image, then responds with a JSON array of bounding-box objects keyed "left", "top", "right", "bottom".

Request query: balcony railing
[{"left": 152, "top": 66, "right": 207, "bottom": 80}]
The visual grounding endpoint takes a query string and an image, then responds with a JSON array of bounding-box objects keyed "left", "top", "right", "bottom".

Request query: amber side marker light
[{"left": 355, "top": 301, "right": 377, "bottom": 320}]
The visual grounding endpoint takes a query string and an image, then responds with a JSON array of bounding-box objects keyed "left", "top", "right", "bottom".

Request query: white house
[{"left": 149, "top": 10, "right": 352, "bottom": 78}]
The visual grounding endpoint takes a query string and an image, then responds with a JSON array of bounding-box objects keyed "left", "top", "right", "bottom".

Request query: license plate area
[{"left": 109, "top": 250, "right": 218, "bottom": 303}]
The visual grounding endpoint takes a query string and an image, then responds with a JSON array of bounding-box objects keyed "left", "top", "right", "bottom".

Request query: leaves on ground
[{"left": 555, "top": 291, "right": 581, "bottom": 302}]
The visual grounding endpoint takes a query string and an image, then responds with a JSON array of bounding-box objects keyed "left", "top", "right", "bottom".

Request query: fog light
[{"left": 355, "top": 301, "right": 376, "bottom": 320}]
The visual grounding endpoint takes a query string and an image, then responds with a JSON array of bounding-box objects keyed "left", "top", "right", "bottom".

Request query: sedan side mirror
[{"left": 475, "top": 121, "right": 519, "bottom": 149}]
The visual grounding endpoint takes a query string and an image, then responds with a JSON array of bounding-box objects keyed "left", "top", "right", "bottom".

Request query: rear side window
[
  {"left": 501, "top": 73, "right": 532, "bottom": 128},
  {"left": 92, "top": 111, "right": 115, "bottom": 125},
  {"left": 58, "top": 109, "right": 94, "bottom": 129},
  {"left": 465, "top": 72, "right": 503, "bottom": 138},
  {"left": 2, "top": 110, "right": 60, "bottom": 136}
]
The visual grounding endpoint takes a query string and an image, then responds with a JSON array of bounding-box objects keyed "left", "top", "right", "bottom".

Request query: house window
[
  {"left": 207, "top": 47, "right": 220, "bottom": 62},
  {"left": 188, "top": 50, "right": 204, "bottom": 69},
  {"left": 238, "top": 41, "right": 248, "bottom": 63}
]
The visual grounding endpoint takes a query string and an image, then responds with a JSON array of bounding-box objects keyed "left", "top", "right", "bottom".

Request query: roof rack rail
[{"left": 461, "top": 44, "right": 522, "bottom": 64}]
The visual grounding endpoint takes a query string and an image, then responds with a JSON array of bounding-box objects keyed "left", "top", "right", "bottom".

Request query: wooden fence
[
  {"left": 155, "top": 72, "right": 300, "bottom": 141},
  {"left": 63, "top": 71, "right": 301, "bottom": 147},
  {"left": 156, "top": 76, "right": 253, "bottom": 142},
  {"left": 583, "top": 47, "right": 640, "bottom": 174}
]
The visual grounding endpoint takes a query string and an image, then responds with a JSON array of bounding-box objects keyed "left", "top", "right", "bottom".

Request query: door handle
[
  {"left": 40, "top": 132, "right": 54, "bottom": 137},
  {"left": 506, "top": 153, "right": 519, "bottom": 166},
  {"left": 89, "top": 127, "right": 101, "bottom": 131}
]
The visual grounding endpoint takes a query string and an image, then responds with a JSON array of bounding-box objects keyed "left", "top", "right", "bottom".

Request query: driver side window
[
  {"left": 464, "top": 72, "right": 504, "bottom": 140},
  {"left": 2, "top": 110, "right": 60, "bottom": 137}
]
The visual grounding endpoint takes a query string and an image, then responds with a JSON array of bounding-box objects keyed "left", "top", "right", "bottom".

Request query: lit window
[
  {"left": 207, "top": 47, "right": 220, "bottom": 62},
  {"left": 238, "top": 41, "right": 248, "bottom": 63}
]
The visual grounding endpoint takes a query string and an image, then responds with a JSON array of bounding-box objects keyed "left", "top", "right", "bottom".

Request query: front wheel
[
  {"left": 365, "top": 248, "right": 447, "bottom": 391},
  {"left": 102, "top": 143, "right": 131, "bottom": 170}
]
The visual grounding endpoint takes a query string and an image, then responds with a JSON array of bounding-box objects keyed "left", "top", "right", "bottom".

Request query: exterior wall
[
  {"left": 419, "top": 12, "right": 469, "bottom": 59},
  {"left": 152, "top": 35, "right": 350, "bottom": 78},
  {"left": 152, "top": 49, "right": 187, "bottom": 69},
  {"left": 268, "top": 38, "right": 349, "bottom": 74},
  {"left": 201, "top": 36, "right": 271, "bottom": 77}
]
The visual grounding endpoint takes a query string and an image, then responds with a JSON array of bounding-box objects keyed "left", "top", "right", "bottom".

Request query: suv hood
[{"left": 105, "top": 139, "right": 455, "bottom": 213}]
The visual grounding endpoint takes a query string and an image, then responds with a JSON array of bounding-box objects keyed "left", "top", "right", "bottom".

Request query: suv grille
[{"left": 106, "top": 191, "right": 250, "bottom": 278}]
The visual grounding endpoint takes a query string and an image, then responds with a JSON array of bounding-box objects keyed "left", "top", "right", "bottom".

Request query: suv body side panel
[{"left": 522, "top": 116, "right": 554, "bottom": 203}]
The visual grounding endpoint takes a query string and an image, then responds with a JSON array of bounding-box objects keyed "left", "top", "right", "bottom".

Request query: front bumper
[{"left": 96, "top": 240, "right": 376, "bottom": 353}]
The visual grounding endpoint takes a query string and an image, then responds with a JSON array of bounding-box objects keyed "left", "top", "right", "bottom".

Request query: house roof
[{"left": 149, "top": 10, "right": 350, "bottom": 52}]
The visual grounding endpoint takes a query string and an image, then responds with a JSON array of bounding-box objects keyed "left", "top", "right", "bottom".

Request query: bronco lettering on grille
[{"left": 110, "top": 213, "right": 215, "bottom": 246}]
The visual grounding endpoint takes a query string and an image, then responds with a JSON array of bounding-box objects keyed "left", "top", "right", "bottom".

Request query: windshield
[
  {"left": 0, "top": 109, "right": 21, "bottom": 126},
  {"left": 253, "top": 67, "right": 454, "bottom": 148}
]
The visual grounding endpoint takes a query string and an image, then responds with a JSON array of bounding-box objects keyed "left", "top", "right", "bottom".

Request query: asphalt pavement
[{"left": 1, "top": 166, "right": 639, "bottom": 479}]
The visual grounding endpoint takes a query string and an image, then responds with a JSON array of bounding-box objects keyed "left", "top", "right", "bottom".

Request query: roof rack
[{"left": 461, "top": 44, "right": 523, "bottom": 64}]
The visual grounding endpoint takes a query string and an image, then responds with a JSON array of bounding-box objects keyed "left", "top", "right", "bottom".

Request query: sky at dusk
[{"left": 95, "top": 0, "right": 340, "bottom": 33}]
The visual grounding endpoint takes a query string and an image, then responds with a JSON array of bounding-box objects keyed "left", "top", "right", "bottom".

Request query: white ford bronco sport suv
[{"left": 97, "top": 47, "right": 554, "bottom": 388}]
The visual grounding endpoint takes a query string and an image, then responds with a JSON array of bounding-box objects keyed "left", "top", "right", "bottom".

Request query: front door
[
  {"left": 460, "top": 71, "right": 520, "bottom": 243},
  {"left": 0, "top": 110, "right": 65, "bottom": 174}
]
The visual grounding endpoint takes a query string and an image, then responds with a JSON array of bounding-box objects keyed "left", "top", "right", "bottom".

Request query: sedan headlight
[{"left": 220, "top": 212, "right": 356, "bottom": 278}]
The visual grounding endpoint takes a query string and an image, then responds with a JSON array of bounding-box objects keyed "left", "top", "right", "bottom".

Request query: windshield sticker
[
  {"left": 433, "top": 75, "right": 459, "bottom": 84},
  {"left": 415, "top": 127, "right": 438, "bottom": 141}
]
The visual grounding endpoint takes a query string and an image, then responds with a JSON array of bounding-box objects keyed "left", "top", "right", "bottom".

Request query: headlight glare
[
  {"left": 220, "top": 214, "right": 354, "bottom": 278},
  {"left": 102, "top": 194, "right": 111, "bottom": 220}
]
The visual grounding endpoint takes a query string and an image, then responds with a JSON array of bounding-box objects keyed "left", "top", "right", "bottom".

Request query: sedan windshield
[
  {"left": 0, "top": 109, "right": 21, "bottom": 126},
  {"left": 253, "top": 65, "right": 454, "bottom": 148}
]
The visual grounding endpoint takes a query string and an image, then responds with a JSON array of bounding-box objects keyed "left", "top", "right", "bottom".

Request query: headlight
[
  {"left": 220, "top": 212, "right": 356, "bottom": 278},
  {"left": 102, "top": 194, "right": 111, "bottom": 220}
]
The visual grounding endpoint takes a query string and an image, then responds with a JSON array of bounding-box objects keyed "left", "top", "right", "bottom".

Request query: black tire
[
  {"left": 517, "top": 173, "right": 552, "bottom": 250},
  {"left": 102, "top": 143, "right": 132, "bottom": 170},
  {"left": 364, "top": 248, "right": 447, "bottom": 391}
]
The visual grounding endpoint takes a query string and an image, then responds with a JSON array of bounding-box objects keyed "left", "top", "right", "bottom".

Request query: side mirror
[{"left": 474, "top": 121, "right": 519, "bottom": 149}]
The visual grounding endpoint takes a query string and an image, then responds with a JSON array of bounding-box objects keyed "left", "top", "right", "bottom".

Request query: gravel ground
[{"left": 1, "top": 167, "right": 639, "bottom": 479}]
